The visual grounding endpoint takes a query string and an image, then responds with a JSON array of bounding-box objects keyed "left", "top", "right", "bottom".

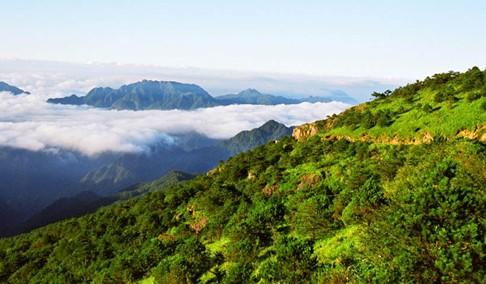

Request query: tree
[
  {"left": 481, "top": 101, "right": 486, "bottom": 111},
  {"left": 376, "top": 109, "right": 393, "bottom": 127},
  {"left": 422, "top": 103, "right": 434, "bottom": 113},
  {"left": 361, "top": 111, "right": 376, "bottom": 129},
  {"left": 461, "top": 66, "right": 484, "bottom": 91},
  {"left": 371, "top": 89, "right": 392, "bottom": 99}
]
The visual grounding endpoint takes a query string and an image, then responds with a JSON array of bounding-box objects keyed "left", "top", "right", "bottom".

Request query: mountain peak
[
  {"left": 261, "top": 119, "right": 284, "bottom": 128},
  {"left": 48, "top": 80, "right": 216, "bottom": 110},
  {"left": 238, "top": 88, "right": 262, "bottom": 95},
  {"left": 222, "top": 120, "right": 292, "bottom": 154},
  {"left": 0, "top": 81, "right": 30, "bottom": 95}
]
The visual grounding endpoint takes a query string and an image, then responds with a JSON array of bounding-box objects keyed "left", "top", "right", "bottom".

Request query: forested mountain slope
[
  {"left": 80, "top": 120, "right": 292, "bottom": 194},
  {"left": 20, "top": 171, "right": 196, "bottom": 233},
  {"left": 0, "top": 67, "right": 485, "bottom": 283}
]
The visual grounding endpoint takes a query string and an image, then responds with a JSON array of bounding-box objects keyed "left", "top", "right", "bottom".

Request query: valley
[{"left": 0, "top": 120, "right": 292, "bottom": 236}]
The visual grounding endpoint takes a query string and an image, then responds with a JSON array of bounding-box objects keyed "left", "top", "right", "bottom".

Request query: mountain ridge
[
  {"left": 215, "top": 88, "right": 301, "bottom": 105},
  {"left": 47, "top": 80, "right": 349, "bottom": 110},
  {"left": 47, "top": 80, "right": 218, "bottom": 110}
]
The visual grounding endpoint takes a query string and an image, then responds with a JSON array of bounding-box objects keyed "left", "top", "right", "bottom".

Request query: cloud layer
[
  {"left": 0, "top": 92, "right": 348, "bottom": 156},
  {"left": 0, "top": 64, "right": 351, "bottom": 155}
]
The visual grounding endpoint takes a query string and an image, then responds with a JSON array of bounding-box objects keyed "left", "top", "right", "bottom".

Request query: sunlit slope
[{"left": 294, "top": 67, "right": 486, "bottom": 143}]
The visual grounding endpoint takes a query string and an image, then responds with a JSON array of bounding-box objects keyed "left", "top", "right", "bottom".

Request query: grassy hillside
[
  {"left": 294, "top": 66, "right": 486, "bottom": 143},
  {"left": 0, "top": 68, "right": 485, "bottom": 283}
]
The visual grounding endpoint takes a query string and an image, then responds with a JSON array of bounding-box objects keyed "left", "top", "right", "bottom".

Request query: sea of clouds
[{"left": 0, "top": 68, "right": 350, "bottom": 156}]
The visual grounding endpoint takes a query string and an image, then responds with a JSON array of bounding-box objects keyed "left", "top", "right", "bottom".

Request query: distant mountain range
[
  {"left": 215, "top": 88, "right": 302, "bottom": 105},
  {"left": 0, "top": 81, "right": 29, "bottom": 95},
  {"left": 301, "top": 93, "right": 355, "bottom": 103},
  {"left": 0, "top": 146, "right": 119, "bottom": 236},
  {"left": 47, "top": 80, "right": 218, "bottom": 110},
  {"left": 47, "top": 80, "right": 350, "bottom": 110}
]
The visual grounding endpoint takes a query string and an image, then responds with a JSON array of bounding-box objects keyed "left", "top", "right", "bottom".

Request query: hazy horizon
[{"left": 0, "top": 58, "right": 400, "bottom": 101}]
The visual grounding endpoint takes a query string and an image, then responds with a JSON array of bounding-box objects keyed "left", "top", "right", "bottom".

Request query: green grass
[
  {"left": 205, "top": 237, "right": 230, "bottom": 256},
  {"left": 137, "top": 276, "right": 155, "bottom": 284},
  {"left": 311, "top": 78, "right": 486, "bottom": 142},
  {"left": 313, "top": 225, "right": 363, "bottom": 265}
]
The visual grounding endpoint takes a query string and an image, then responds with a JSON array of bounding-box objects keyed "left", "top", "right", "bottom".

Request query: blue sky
[{"left": 1, "top": 0, "right": 486, "bottom": 79}]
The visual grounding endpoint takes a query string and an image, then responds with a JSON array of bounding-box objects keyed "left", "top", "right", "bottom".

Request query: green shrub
[
  {"left": 422, "top": 103, "right": 434, "bottom": 112},
  {"left": 466, "top": 92, "right": 481, "bottom": 102}
]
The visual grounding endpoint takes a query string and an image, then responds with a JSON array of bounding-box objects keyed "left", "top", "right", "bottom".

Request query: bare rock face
[
  {"left": 297, "top": 174, "right": 322, "bottom": 190},
  {"left": 292, "top": 113, "right": 341, "bottom": 141},
  {"left": 457, "top": 125, "right": 486, "bottom": 142},
  {"left": 292, "top": 123, "right": 320, "bottom": 141},
  {"left": 292, "top": 124, "right": 438, "bottom": 145},
  {"left": 262, "top": 184, "right": 279, "bottom": 197}
]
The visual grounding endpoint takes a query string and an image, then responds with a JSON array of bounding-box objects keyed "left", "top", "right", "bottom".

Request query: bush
[
  {"left": 361, "top": 111, "right": 376, "bottom": 129},
  {"left": 376, "top": 110, "right": 393, "bottom": 127},
  {"left": 466, "top": 92, "right": 481, "bottom": 102},
  {"left": 422, "top": 103, "right": 434, "bottom": 113},
  {"left": 461, "top": 66, "right": 484, "bottom": 91},
  {"left": 434, "top": 92, "right": 446, "bottom": 103}
]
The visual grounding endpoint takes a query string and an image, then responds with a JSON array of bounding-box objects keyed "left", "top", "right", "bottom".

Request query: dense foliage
[{"left": 1, "top": 68, "right": 485, "bottom": 283}]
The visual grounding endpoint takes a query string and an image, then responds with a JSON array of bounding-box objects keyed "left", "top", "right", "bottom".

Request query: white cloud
[
  {"left": 0, "top": 92, "right": 348, "bottom": 156},
  {"left": 0, "top": 63, "right": 351, "bottom": 156}
]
